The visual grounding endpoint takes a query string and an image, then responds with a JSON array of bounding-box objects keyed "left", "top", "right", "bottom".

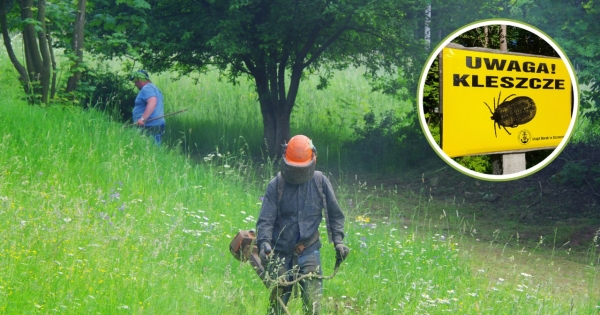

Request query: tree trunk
[
  {"left": 17, "top": 0, "right": 53, "bottom": 104},
  {"left": 256, "top": 76, "right": 293, "bottom": 158},
  {"left": 500, "top": 24, "right": 507, "bottom": 51},
  {"left": 249, "top": 54, "right": 299, "bottom": 159},
  {"left": 241, "top": 11, "right": 345, "bottom": 158},
  {"left": 0, "top": 0, "right": 29, "bottom": 90},
  {"left": 47, "top": 32, "right": 57, "bottom": 99},
  {"left": 260, "top": 101, "right": 291, "bottom": 158},
  {"left": 20, "top": 0, "right": 43, "bottom": 80},
  {"left": 484, "top": 26, "right": 488, "bottom": 48},
  {"left": 36, "top": 0, "right": 51, "bottom": 103},
  {"left": 66, "top": 0, "right": 86, "bottom": 93},
  {"left": 424, "top": 4, "right": 431, "bottom": 50}
]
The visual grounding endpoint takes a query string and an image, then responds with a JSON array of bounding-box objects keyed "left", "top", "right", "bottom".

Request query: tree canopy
[
  {"left": 1, "top": 0, "right": 599, "bottom": 157},
  {"left": 426, "top": 0, "right": 600, "bottom": 125},
  {"left": 88, "top": 0, "right": 428, "bottom": 156}
]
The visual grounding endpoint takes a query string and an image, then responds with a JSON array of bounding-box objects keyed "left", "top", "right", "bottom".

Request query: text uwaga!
[{"left": 453, "top": 56, "right": 565, "bottom": 90}]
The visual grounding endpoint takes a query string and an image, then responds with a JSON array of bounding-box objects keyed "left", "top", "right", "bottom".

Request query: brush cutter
[
  {"left": 229, "top": 230, "right": 344, "bottom": 315},
  {"left": 123, "top": 108, "right": 188, "bottom": 128}
]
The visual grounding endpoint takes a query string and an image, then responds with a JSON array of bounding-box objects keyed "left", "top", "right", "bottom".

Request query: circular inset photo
[{"left": 418, "top": 19, "right": 579, "bottom": 181}]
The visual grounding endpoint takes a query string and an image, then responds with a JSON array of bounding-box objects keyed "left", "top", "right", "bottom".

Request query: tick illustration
[{"left": 484, "top": 92, "right": 536, "bottom": 137}]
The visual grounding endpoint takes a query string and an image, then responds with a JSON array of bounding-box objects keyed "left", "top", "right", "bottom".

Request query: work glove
[
  {"left": 335, "top": 243, "right": 350, "bottom": 262},
  {"left": 259, "top": 242, "right": 272, "bottom": 263}
]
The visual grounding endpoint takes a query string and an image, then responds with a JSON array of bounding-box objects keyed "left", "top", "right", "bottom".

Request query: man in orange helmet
[{"left": 256, "top": 135, "right": 350, "bottom": 315}]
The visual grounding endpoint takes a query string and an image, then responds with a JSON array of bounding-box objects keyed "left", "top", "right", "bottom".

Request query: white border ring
[{"left": 417, "top": 19, "right": 579, "bottom": 181}]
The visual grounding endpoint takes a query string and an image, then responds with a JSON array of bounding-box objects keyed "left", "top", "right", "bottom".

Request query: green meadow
[
  {"left": 1, "top": 55, "right": 599, "bottom": 314},
  {"left": 151, "top": 67, "right": 412, "bottom": 163}
]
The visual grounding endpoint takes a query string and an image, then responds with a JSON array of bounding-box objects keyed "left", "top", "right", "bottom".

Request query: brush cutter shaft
[{"left": 123, "top": 108, "right": 188, "bottom": 128}]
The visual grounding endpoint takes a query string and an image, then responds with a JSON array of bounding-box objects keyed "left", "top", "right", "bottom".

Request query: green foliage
[
  {"left": 346, "top": 110, "right": 400, "bottom": 172},
  {"left": 452, "top": 25, "right": 559, "bottom": 58},
  {"left": 428, "top": 0, "right": 512, "bottom": 45},
  {"left": 85, "top": 0, "right": 429, "bottom": 154},
  {"left": 511, "top": 0, "right": 600, "bottom": 124},
  {"left": 344, "top": 110, "right": 435, "bottom": 172},
  {"left": 86, "top": 1, "right": 149, "bottom": 59},
  {"left": 422, "top": 58, "right": 441, "bottom": 128},
  {"left": 555, "top": 162, "right": 589, "bottom": 187},
  {"left": 44, "top": 1, "right": 78, "bottom": 47},
  {"left": 454, "top": 155, "right": 492, "bottom": 174},
  {"left": 552, "top": 143, "right": 600, "bottom": 192},
  {"left": 78, "top": 65, "right": 138, "bottom": 121}
]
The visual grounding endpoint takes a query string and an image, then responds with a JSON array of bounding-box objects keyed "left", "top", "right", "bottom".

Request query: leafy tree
[
  {"left": 0, "top": 0, "right": 89, "bottom": 103},
  {"left": 426, "top": 0, "right": 600, "bottom": 126},
  {"left": 0, "top": 0, "right": 29, "bottom": 89},
  {"left": 0, "top": 0, "right": 53, "bottom": 101},
  {"left": 86, "top": 0, "right": 149, "bottom": 60},
  {"left": 88, "top": 0, "right": 428, "bottom": 156},
  {"left": 427, "top": 0, "right": 514, "bottom": 46},
  {"left": 515, "top": 0, "right": 600, "bottom": 125}
]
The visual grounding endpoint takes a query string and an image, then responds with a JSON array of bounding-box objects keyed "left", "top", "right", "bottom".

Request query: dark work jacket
[{"left": 256, "top": 173, "right": 345, "bottom": 256}]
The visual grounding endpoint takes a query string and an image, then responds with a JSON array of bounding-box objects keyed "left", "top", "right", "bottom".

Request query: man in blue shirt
[{"left": 131, "top": 70, "right": 165, "bottom": 144}]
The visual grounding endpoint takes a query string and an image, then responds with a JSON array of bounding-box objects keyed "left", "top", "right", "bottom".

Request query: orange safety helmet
[
  {"left": 283, "top": 135, "right": 316, "bottom": 166},
  {"left": 281, "top": 135, "right": 317, "bottom": 184}
]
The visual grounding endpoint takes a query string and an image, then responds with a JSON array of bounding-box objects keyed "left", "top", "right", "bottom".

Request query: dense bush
[
  {"left": 552, "top": 141, "right": 600, "bottom": 191},
  {"left": 343, "top": 110, "right": 436, "bottom": 172},
  {"left": 78, "top": 65, "right": 138, "bottom": 122}
]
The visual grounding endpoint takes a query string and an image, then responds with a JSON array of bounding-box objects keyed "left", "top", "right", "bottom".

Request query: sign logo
[{"left": 518, "top": 129, "right": 531, "bottom": 145}]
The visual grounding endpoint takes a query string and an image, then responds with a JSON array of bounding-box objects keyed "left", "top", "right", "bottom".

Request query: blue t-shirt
[{"left": 132, "top": 83, "right": 165, "bottom": 127}]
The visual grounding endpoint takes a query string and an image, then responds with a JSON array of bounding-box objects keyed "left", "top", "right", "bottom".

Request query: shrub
[
  {"left": 344, "top": 110, "right": 435, "bottom": 172},
  {"left": 78, "top": 65, "right": 137, "bottom": 122}
]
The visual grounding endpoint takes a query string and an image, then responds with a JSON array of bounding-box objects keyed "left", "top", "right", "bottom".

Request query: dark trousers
[
  {"left": 141, "top": 124, "right": 165, "bottom": 144},
  {"left": 266, "top": 250, "right": 323, "bottom": 315}
]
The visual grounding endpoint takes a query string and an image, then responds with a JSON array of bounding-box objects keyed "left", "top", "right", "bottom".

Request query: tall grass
[
  {"left": 1, "top": 51, "right": 598, "bottom": 314},
  {"left": 152, "top": 67, "right": 412, "bottom": 161},
  {"left": 0, "top": 63, "right": 265, "bottom": 313}
]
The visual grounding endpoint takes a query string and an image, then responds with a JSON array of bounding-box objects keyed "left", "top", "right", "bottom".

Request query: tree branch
[{"left": 302, "top": 15, "right": 353, "bottom": 68}]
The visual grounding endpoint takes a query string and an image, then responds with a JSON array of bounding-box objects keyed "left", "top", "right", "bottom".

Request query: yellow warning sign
[{"left": 441, "top": 47, "right": 572, "bottom": 157}]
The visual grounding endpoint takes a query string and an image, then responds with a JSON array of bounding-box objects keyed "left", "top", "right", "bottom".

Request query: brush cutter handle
[
  {"left": 123, "top": 108, "right": 188, "bottom": 128},
  {"left": 334, "top": 256, "right": 342, "bottom": 272},
  {"left": 275, "top": 254, "right": 345, "bottom": 287}
]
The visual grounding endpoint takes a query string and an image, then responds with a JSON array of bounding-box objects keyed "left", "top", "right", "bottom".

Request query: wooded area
[{"left": 1, "top": 0, "right": 599, "bottom": 156}]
